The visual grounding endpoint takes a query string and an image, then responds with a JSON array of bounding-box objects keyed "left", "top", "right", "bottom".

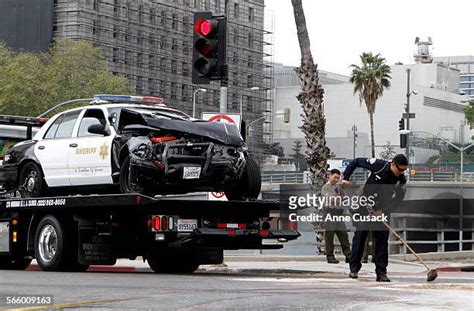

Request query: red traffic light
[{"left": 194, "top": 18, "right": 217, "bottom": 37}]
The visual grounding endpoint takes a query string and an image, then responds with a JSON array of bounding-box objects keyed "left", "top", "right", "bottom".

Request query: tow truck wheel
[
  {"left": 225, "top": 157, "right": 261, "bottom": 201},
  {"left": 34, "top": 215, "right": 80, "bottom": 271},
  {"left": 19, "top": 162, "right": 47, "bottom": 198},
  {"left": 0, "top": 256, "right": 32, "bottom": 270},
  {"left": 147, "top": 256, "right": 199, "bottom": 274},
  {"left": 119, "top": 155, "right": 146, "bottom": 194}
]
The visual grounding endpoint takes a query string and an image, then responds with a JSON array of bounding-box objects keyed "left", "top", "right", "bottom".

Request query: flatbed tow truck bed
[{"left": 0, "top": 194, "right": 299, "bottom": 273}]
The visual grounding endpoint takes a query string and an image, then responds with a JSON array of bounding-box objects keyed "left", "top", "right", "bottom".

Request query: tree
[
  {"left": 270, "top": 142, "right": 285, "bottom": 158},
  {"left": 379, "top": 141, "right": 396, "bottom": 161},
  {"left": 291, "top": 140, "right": 307, "bottom": 171},
  {"left": 349, "top": 52, "right": 391, "bottom": 157},
  {"left": 0, "top": 39, "right": 133, "bottom": 116},
  {"left": 291, "top": 0, "right": 328, "bottom": 188}
]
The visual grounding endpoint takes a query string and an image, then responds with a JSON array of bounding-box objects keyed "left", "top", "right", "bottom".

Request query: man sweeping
[{"left": 341, "top": 154, "right": 408, "bottom": 282}]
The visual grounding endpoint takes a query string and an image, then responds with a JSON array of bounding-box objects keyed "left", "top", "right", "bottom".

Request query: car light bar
[{"left": 93, "top": 94, "right": 165, "bottom": 105}]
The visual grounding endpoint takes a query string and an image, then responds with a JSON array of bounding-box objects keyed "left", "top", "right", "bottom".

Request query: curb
[{"left": 27, "top": 264, "right": 473, "bottom": 274}]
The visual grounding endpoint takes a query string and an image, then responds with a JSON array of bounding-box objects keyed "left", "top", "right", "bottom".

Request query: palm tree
[
  {"left": 349, "top": 52, "right": 391, "bottom": 157},
  {"left": 291, "top": 0, "right": 328, "bottom": 189}
]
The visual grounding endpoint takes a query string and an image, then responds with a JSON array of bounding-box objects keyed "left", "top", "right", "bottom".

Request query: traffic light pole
[
  {"left": 219, "top": 82, "right": 228, "bottom": 113},
  {"left": 405, "top": 68, "right": 411, "bottom": 160}
]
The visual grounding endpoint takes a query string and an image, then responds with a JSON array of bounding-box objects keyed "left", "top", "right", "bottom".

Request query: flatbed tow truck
[{"left": 0, "top": 115, "right": 299, "bottom": 273}]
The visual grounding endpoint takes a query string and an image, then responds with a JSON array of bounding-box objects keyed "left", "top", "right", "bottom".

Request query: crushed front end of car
[{"left": 118, "top": 109, "right": 249, "bottom": 195}]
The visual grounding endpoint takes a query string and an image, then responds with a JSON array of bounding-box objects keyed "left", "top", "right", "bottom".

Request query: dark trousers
[
  {"left": 349, "top": 229, "right": 389, "bottom": 275},
  {"left": 325, "top": 229, "right": 351, "bottom": 259}
]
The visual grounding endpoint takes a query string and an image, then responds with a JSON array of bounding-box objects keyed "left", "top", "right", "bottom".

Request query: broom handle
[{"left": 381, "top": 221, "right": 431, "bottom": 271}]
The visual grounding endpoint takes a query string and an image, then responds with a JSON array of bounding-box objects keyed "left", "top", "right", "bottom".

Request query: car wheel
[
  {"left": 34, "top": 215, "right": 79, "bottom": 271},
  {"left": 119, "top": 155, "right": 145, "bottom": 194},
  {"left": 19, "top": 162, "right": 47, "bottom": 198},
  {"left": 147, "top": 256, "right": 199, "bottom": 274},
  {"left": 226, "top": 157, "right": 261, "bottom": 201},
  {"left": 0, "top": 256, "right": 32, "bottom": 270}
]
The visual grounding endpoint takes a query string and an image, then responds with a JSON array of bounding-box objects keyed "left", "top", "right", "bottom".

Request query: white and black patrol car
[{"left": 0, "top": 95, "right": 261, "bottom": 199}]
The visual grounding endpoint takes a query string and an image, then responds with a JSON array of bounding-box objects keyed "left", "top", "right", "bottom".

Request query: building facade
[
  {"left": 434, "top": 56, "right": 474, "bottom": 99},
  {"left": 272, "top": 62, "right": 471, "bottom": 164},
  {"left": 0, "top": 0, "right": 273, "bottom": 162}
]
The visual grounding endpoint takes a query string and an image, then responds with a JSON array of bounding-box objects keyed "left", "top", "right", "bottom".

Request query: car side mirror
[{"left": 88, "top": 124, "right": 110, "bottom": 136}]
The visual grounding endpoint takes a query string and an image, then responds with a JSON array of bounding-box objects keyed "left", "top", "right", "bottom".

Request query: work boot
[
  {"left": 376, "top": 274, "right": 391, "bottom": 282},
  {"left": 349, "top": 271, "right": 358, "bottom": 279},
  {"left": 327, "top": 257, "right": 339, "bottom": 264}
]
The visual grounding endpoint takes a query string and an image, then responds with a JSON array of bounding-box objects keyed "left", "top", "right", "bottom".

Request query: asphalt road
[{"left": 0, "top": 268, "right": 473, "bottom": 310}]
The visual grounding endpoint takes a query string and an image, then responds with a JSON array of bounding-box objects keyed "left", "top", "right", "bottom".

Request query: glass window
[
  {"left": 54, "top": 110, "right": 81, "bottom": 139},
  {"left": 78, "top": 109, "right": 107, "bottom": 137},
  {"left": 44, "top": 114, "right": 64, "bottom": 139}
]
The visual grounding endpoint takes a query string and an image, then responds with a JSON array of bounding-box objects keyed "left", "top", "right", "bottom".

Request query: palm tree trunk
[
  {"left": 291, "top": 0, "right": 328, "bottom": 189},
  {"left": 369, "top": 112, "right": 375, "bottom": 157}
]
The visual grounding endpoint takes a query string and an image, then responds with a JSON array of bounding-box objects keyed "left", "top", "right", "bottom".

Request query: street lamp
[
  {"left": 405, "top": 68, "right": 418, "bottom": 161},
  {"left": 246, "top": 116, "right": 266, "bottom": 134},
  {"left": 240, "top": 87, "right": 260, "bottom": 119},
  {"left": 192, "top": 88, "right": 207, "bottom": 118}
]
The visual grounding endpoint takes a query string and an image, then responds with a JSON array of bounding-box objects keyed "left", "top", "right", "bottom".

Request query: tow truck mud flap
[
  {"left": 0, "top": 221, "right": 9, "bottom": 253},
  {"left": 78, "top": 229, "right": 116, "bottom": 266}
]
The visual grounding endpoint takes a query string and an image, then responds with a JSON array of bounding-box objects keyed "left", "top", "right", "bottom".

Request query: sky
[{"left": 264, "top": 0, "right": 474, "bottom": 76}]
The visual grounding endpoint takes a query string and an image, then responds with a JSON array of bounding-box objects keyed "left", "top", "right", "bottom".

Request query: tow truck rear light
[
  {"left": 168, "top": 217, "right": 174, "bottom": 230},
  {"left": 217, "top": 223, "right": 247, "bottom": 229},
  {"left": 153, "top": 216, "right": 161, "bottom": 231},
  {"left": 161, "top": 216, "right": 168, "bottom": 231},
  {"left": 259, "top": 230, "right": 270, "bottom": 237}
]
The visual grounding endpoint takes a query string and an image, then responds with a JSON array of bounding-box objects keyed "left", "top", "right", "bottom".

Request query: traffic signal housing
[
  {"left": 399, "top": 118, "right": 407, "bottom": 148},
  {"left": 192, "top": 12, "right": 227, "bottom": 84},
  {"left": 398, "top": 118, "right": 405, "bottom": 131}
]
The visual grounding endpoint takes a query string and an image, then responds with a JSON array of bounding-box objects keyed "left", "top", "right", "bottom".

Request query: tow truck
[{"left": 0, "top": 114, "right": 299, "bottom": 273}]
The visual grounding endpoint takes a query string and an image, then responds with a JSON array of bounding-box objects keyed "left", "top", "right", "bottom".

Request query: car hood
[{"left": 119, "top": 108, "right": 244, "bottom": 146}]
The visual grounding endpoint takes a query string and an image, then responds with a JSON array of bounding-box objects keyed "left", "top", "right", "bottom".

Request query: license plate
[
  {"left": 177, "top": 219, "right": 198, "bottom": 232},
  {"left": 183, "top": 167, "right": 201, "bottom": 179}
]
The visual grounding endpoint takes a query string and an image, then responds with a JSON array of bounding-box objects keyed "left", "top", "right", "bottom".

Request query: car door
[
  {"left": 68, "top": 108, "right": 114, "bottom": 186},
  {"left": 34, "top": 110, "right": 82, "bottom": 187}
]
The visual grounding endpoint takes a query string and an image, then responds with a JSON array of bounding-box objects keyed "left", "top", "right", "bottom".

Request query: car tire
[
  {"left": 119, "top": 155, "right": 146, "bottom": 194},
  {"left": 225, "top": 157, "right": 261, "bottom": 201},
  {"left": 147, "top": 256, "right": 199, "bottom": 274},
  {"left": 0, "top": 256, "right": 32, "bottom": 270},
  {"left": 18, "top": 162, "right": 47, "bottom": 198},
  {"left": 34, "top": 215, "right": 80, "bottom": 271}
]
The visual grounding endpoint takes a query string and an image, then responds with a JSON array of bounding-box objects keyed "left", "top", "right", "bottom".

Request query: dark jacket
[{"left": 343, "top": 157, "right": 406, "bottom": 214}]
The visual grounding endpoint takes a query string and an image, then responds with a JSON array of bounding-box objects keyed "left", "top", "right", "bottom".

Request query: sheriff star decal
[{"left": 99, "top": 143, "right": 109, "bottom": 160}]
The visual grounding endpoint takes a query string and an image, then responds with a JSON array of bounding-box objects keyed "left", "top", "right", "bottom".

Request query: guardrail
[{"left": 262, "top": 171, "right": 474, "bottom": 184}]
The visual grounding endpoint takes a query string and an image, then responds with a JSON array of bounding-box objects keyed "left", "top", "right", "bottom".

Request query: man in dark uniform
[{"left": 341, "top": 154, "right": 408, "bottom": 282}]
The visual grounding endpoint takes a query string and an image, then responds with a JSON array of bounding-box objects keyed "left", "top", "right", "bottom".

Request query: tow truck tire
[
  {"left": 0, "top": 257, "right": 32, "bottom": 270},
  {"left": 34, "top": 215, "right": 84, "bottom": 271},
  {"left": 225, "top": 157, "right": 261, "bottom": 201},
  {"left": 18, "top": 162, "right": 47, "bottom": 198},
  {"left": 147, "top": 256, "right": 199, "bottom": 274}
]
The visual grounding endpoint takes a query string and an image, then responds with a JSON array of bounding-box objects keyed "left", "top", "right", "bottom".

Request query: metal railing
[{"left": 262, "top": 171, "right": 474, "bottom": 184}]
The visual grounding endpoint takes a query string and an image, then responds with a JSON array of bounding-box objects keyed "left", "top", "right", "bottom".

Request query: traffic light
[
  {"left": 399, "top": 118, "right": 407, "bottom": 148},
  {"left": 398, "top": 118, "right": 405, "bottom": 131},
  {"left": 283, "top": 108, "right": 290, "bottom": 123},
  {"left": 192, "top": 12, "right": 227, "bottom": 84}
]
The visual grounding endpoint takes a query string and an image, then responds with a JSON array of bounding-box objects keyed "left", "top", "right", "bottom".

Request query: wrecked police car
[{"left": 0, "top": 95, "right": 261, "bottom": 200}]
